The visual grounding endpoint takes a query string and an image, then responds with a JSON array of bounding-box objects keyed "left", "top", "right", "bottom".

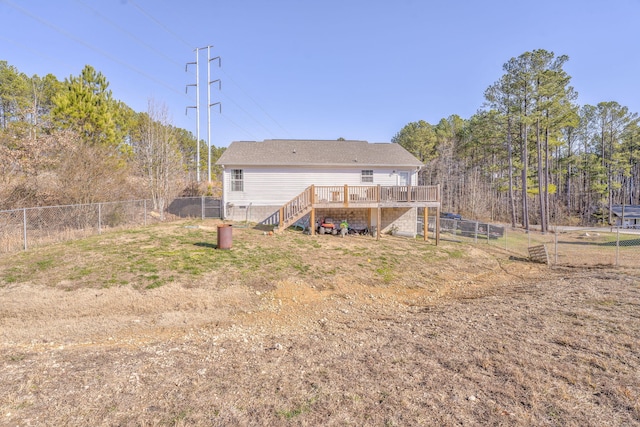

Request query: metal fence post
[
  {"left": 474, "top": 221, "right": 478, "bottom": 244},
  {"left": 23, "top": 208, "right": 27, "bottom": 251},
  {"left": 616, "top": 227, "right": 620, "bottom": 267},
  {"left": 201, "top": 196, "right": 205, "bottom": 220},
  {"left": 98, "top": 203, "right": 102, "bottom": 235},
  {"left": 487, "top": 224, "right": 490, "bottom": 244},
  {"left": 505, "top": 226, "right": 508, "bottom": 251},
  {"left": 144, "top": 199, "right": 147, "bottom": 226},
  {"left": 555, "top": 231, "right": 558, "bottom": 265}
]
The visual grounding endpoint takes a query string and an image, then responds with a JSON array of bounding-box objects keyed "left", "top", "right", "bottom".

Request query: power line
[
  {"left": 120, "top": 0, "right": 291, "bottom": 138},
  {"left": 217, "top": 88, "right": 278, "bottom": 139},
  {"left": 0, "top": 34, "right": 75, "bottom": 70},
  {"left": 127, "top": 0, "right": 193, "bottom": 50},
  {"left": 73, "top": 0, "right": 184, "bottom": 69},
  {"left": 120, "top": 0, "right": 292, "bottom": 140},
  {"left": 221, "top": 68, "right": 293, "bottom": 138},
  {"left": 2, "top": 0, "right": 185, "bottom": 97},
  {"left": 221, "top": 112, "right": 259, "bottom": 140}
]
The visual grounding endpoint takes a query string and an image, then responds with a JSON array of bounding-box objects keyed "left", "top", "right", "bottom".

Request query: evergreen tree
[{"left": 52, "top": 65, "right": 131, "bottom": 148}]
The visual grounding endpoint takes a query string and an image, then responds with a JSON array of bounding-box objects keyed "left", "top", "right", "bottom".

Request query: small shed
[{"left": 610, "top": 205, "right": 640, "bottom": 228}]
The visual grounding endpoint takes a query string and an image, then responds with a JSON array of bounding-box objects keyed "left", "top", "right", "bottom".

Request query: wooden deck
[{"left": 278, "top": 184, "right": 441, "bottom": 243}]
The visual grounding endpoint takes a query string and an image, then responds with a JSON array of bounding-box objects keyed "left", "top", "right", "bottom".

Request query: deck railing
[
  {"left": 277, "top": 184, "right": 440, "bottom": 232},
  {"left": 314, "top": 185, "right": 439, "bottom": 204},
  {"left": 279, "top": 186, "right": 314, "bottom": 229}
]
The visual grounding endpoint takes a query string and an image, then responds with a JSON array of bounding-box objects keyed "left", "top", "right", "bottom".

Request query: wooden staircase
[{"left": 276, "top": 186, "right": 314, "bottom": 232}]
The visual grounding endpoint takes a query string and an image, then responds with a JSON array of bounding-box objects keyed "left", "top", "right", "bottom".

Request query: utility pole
[
  {"left": 185, "top": 49, "right": 200, "bottom": 181},
  {"left": 207, "top": 46, "right": 221, "bottom": 183}
]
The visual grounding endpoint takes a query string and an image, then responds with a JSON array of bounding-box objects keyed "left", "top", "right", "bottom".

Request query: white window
[
  {"left": 361, "top": 170, "right": 373, "bottom": 183},
  {"left": 230, "top": 169, "right": 243, "bottom": 192}
]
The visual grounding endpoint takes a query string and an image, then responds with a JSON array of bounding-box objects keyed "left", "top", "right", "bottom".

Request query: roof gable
[{"left": 216, "top": 139, "right": 423, "bottom": 167}]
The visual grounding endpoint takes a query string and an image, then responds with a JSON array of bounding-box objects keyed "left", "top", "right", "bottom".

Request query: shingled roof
[
  {"left": 610, "top": 205, "right": 640, "bottom": 219},
  {"left": 216, "top": 139, "right": 423, "bottom": 167}
]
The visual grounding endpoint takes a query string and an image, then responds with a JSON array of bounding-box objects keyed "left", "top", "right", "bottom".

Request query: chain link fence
[
  {"left": 0, "top": 197, "right": 221, "bottom": 254},
  {"left": 3, "top": 203, "right": 637, "bottom": 269},
  {"left": 419, "top": 216, "right": 639, "bottom": 268}
]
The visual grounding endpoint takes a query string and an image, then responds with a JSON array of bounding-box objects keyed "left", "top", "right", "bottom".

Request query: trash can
[{"left": 217, "top": 224, "right": 232, "bottom": 249}]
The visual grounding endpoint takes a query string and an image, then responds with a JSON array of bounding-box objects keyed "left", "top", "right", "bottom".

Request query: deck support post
[
  {"left": 310, "top": 185, "right": 316, "bottom": 236},
  {"left": 377, "top": 206, "right": 381, "bottom": 241},
  {"left": 310, "top": 207, "right": 316, "bottom": 236},
  {"left": 424, "top": 207, "right": 428, "bottom": 241}
]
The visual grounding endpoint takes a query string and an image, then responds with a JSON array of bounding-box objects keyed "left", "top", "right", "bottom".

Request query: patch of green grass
[
  {"left": 165, "top": 409, "right": 189, "bottom": 424},
  {"left": 3, "top": 273, "right": 19, "bottom": 283},
  {"left": 35, "top": 258, "right": 55, "bottom": 270},
  {"left": 293, "top": 263, "right": 311, "bottom": 274},
  {"left": 1, "top": 266, "right": 27, "bottom": 283},
  {"left": 446, "top": 249, "right": 465, "bottom": 259},
  {"left": 7, "top": 353, "right": 26, "bottom": 362},
  {"left": 375, "top": 266, "right": 394, "bottom": 283},
  {"left": 145, "top": 281, "right": 163, "bottom": 289},
  {"left": 68, "top": 266, "right": 94, "bottom": 280},
  {"left": 276, "top": 396, "right": 317, "bottom": 420},
  {"left": 592, "top": 299, "right": 617, "bottom": 307}
]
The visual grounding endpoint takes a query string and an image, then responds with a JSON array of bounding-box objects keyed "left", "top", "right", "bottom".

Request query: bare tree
[{"left": 134, "top": 99, "right": 185, "bottom": 220}]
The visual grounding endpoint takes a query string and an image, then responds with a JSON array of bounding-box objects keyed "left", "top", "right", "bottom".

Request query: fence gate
[
  {"left": 203, "top": 197, "right": 221, "bottom": 218},
  {"left": 167, "top": 197, "right": 221, "bottom": 219}
]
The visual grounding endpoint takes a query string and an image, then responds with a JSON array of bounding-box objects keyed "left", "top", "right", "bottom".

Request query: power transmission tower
[
  {"left": 185, "top": 49, "right": 200, "bottom": 182},
  {"left": 186, "top": 46, "right": 222, "bottom": 183},
  {"left": 207, "top": 46, "right": 221, "bottom": 183}
]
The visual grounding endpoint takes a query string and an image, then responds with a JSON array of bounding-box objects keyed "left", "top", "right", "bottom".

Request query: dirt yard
[{"left": 1, "top": 222, "right": 639, "bottom": 426}]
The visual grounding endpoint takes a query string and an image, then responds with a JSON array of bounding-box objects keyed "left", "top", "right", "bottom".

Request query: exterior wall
[
  {"left": 315, "top": 208, "right": 370, "bottom": 231},
  {"left": 615, "top": 217, "right": 640, "bottom": 228},
  {"left": 310, "top": 207, "right": 417, "bottom": 237},
  {"left": 381, "top": 207, "right": 417, "bottom": 237},
  {"left": 221, "top": 165, "right": 419, "bottom": 219},
  {"left": 225, "top": 203, "right": 280, "bottom": 223},
  {"left": 229, "top": 205, "right": 419, "bottom": 237}
]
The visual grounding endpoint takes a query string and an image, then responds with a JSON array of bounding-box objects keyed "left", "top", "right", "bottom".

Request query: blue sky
[{"left": 1, "top": 0, "right": 639, "bottom": 148}]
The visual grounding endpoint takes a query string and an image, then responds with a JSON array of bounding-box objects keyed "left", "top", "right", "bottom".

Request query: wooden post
[
  {"left": 279, "top": 206, "right": 284, "bottom": 230},
  {"left": 310, "top": 207, "right": 316, "bottom": 236},
  {"left": 377, "top": 206, "right": 381, "bottom": 241},
  {"left": 310, "top": 185, "right": 316, "bottom": 235},
  {"left": 424, "top": 207, "right": 428, "bottom": 241},
  {"left": 344, "top": 184, "right": 349, "bottom": 207},
  {"left": 407, "top": 184, "right": 412, "bottom": 202}
]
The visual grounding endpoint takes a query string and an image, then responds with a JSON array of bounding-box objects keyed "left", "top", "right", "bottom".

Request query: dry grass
[{"left": 1, "top": 220, "right": 639, "bottom": 426}]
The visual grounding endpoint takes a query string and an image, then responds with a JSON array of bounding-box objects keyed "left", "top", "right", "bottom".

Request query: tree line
[
  {"left": 3, "top": 51, "right": 639, "bottom": 227},
  {"left": 0, "top": 61, "right": 223, "bottom": 215},
  {"left": 392, "top": 49, "right": 639, "bottom": 230}
]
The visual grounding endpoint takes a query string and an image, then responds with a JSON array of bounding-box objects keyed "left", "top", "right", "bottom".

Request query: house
[
  {"left": 610, "top": 205, "right": 640, "bottom": 228},
  {"left": 215, "top": 139, "right": 441, "bottom": 241}
]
